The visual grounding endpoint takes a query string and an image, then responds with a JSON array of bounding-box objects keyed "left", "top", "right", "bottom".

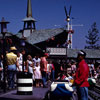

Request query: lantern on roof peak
[{"left": 0, "top": 17, "right": 9, "bottom": 35}]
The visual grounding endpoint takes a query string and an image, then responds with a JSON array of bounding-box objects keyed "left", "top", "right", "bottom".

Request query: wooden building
[
  {"left": 0, "top": 0, "right": 100, "bottom": 64},
  {"left": 0, "top": 0, "right": 68, "bottom": 57}
]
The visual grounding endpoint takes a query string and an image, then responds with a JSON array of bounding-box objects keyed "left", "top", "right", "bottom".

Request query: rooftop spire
[
  {"left": 27, "top": 0, "right": 32, "bottom": 17},
  {"left": 22, "top": 0, "right": 36, "bottom": 38}
]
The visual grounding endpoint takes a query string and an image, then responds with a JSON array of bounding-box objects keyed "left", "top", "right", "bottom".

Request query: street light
[{"left": 0, "top": 17, "right": 9, "bottom": 92}]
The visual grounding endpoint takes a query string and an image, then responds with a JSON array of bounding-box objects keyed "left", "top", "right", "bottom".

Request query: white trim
[
  {"left": 46, "top": 48, "right": 66, "bottom": 55},
  {"left": 65, "top": 84, "right": 73, "bottom": 92},
  {"left": 18, "top": 79, "right": 33, "bottom": 83},
  {"left": 17, "top": 87, "right": 33, "bottom": 92},
  {"left": 51, "top": 84, "right": 57, "bottom": 92}
]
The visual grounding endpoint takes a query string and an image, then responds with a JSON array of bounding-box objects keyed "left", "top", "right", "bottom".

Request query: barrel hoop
[
  {"left": 17, "top": 87, "right": 33, "bottom": 92},
  {"left": 17, "top": 79, "right": 33, "bottom": 83}
]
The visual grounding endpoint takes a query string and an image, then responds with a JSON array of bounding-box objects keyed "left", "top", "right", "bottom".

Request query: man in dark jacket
[{"left": 74, "top": 50, "right": 89, "bottom": 100}]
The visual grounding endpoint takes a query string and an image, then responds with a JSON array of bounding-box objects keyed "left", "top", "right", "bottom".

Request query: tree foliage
[{"left": 85, "top": 22, "right": 99, "bottom": 49}]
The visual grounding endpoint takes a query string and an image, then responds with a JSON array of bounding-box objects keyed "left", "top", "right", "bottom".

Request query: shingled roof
[
  {"left": 16, "top": 28, "right": 65, "bottom": 45},
  {"left": 0, "top": 32, "right": 14, "bottom": 37},
  {"left": 67, "top": 49, "right": 100, "bottom": 59}
]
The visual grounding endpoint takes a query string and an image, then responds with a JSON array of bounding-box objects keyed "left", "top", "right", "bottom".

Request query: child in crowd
[{"left": 34, "top": 62, "right": 42, "bottom": 87}]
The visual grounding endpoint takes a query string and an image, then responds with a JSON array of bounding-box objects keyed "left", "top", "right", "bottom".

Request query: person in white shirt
[
  {"left": 17, "top": 52, "right": 23, "bottom": 72},
  {"left": 26, "top": 55, "right": 35, "bottom": 80},
  {"left": 33, "top": 54, "right": 41, "bottom": 66},
  {"left": 34, "top": 62, "right": 42, "bottom": 87}
]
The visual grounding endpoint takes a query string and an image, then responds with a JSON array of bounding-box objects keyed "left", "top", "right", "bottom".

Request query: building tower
[
  {"left": 22, "top": 0, "right": 36, "bottom": 38},
  {"left": 64, "top": 6, "right": 74, "bottom": 49}
]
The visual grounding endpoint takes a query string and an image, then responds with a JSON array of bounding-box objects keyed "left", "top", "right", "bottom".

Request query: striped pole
[{"left": 17, "top": 72, "right": 33, "bottom": 95}]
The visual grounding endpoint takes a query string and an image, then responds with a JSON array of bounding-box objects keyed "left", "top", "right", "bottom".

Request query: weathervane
[
  {"left": 64, "top": 5, "right": 83, "bottom": 49},
  {"left": 64, "top": 5, "right": 72, "bottom": 31},
  {"left": 64, "top": 5, "right": 74, "bottom": 49}
]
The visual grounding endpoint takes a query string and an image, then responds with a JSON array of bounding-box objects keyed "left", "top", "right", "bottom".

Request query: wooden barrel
[{"left": 17, "top": 72, "right": 33, "bottom": 95}]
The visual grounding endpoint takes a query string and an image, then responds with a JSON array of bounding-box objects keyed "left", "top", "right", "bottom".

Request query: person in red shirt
[
  {"left": 74, "top": 50, "right": 89, "bottom": 100},
  {"left": 40, "top": 53, "right": 49, "bottom": 88}
]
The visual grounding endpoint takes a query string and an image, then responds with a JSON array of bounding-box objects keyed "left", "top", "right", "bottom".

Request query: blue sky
[{"left": 0, "top": 0, "right": 100, "bottom": 49}]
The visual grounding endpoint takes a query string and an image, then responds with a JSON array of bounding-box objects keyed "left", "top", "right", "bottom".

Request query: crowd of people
[
  {"left": 0, "top": 46, "right": 100, "bottom": 99},
  {"left": 0, "top": 46, "right": 56, "bottom": 89}
]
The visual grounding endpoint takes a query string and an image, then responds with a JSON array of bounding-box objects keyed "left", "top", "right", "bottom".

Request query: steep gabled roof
[
  {"left": 0, "top": 32, "right": 14, "bottom": 37},
  {"left": 16, "top": 28, "right": 65, "bottom": 45}
]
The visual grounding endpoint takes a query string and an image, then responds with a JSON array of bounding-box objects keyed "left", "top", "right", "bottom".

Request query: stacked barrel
[{"left": 17, "top": 72, "right": 33, "bottom": 95}]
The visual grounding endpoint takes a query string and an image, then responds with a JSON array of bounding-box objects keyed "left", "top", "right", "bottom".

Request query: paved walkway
[{"left": 0, "top": 87, "right": 49, "bottom": 100}]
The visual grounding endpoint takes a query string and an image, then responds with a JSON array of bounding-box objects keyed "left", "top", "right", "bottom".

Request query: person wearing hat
[
  {"left": 73, "top": 50, "right": 89, "bottom": 100},
  {"left": 6, "top": 46, "right": 19, "bottom": 89}
]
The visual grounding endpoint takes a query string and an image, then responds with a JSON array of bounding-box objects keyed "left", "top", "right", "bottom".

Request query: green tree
[{"left": 85, "top": 22, "right": 99, "bottom": 49}]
